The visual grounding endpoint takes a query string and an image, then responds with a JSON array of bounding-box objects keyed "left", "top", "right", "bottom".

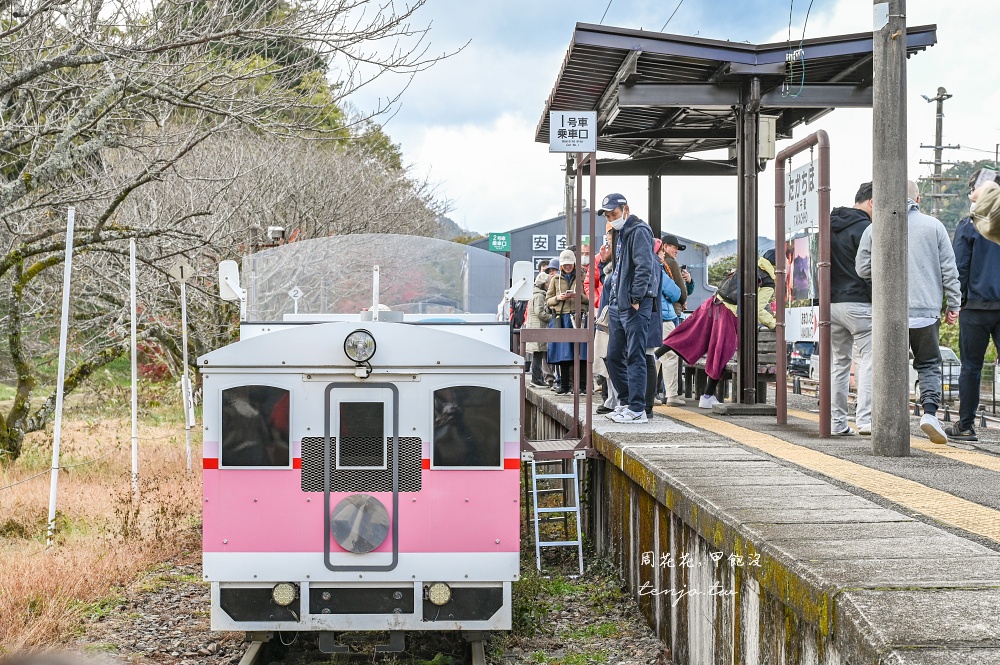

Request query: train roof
[{"left": 198, "top": 320, "right": 523, "bottom": 370}]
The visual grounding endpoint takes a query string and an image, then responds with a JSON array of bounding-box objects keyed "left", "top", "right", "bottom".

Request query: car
[
  {"left": 808, "top": 345, "right": 958, "bottom": 399},
  {"left": 787, "top": 341, "right": 816, "bottom": 377}
]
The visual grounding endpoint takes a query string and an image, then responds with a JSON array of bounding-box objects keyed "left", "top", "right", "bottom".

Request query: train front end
[{"left": 198, "top": 235, "right": 522, "bottom": 649}]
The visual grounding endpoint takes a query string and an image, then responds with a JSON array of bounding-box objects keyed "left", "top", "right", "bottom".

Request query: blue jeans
[{"left": 607, "top": 299, "right": 653, "bottom": 413}]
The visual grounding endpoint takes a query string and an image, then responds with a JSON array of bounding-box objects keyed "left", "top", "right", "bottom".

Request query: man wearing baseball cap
[{"left": 599, "top": 193, "right": 657, "bottom": 423}]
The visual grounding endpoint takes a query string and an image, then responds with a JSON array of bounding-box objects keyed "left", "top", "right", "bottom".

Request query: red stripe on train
[{"left": 203, "top": 458, "right": 218, "bottom": 470}]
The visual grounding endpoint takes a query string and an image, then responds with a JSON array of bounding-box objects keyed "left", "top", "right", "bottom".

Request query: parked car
[
  {"left": 788, "top": 341, "right": 816, "bottom": 377},
  {"left": 808, "top": 346, "right": 958, "bottom": 399}
]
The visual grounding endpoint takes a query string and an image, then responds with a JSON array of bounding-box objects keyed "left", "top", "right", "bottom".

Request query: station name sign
[{"left": 549, "top": 111, "right": 597, "bottom": 153}]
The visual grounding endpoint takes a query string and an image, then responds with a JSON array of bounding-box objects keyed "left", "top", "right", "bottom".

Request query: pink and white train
[{"left": 199, "top": 235, "right": 522, "bottom": 656}]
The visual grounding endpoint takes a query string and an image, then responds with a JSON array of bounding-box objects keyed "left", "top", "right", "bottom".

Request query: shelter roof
[{"left": 535, "top": 23, "right": 936, "bottom": 170}]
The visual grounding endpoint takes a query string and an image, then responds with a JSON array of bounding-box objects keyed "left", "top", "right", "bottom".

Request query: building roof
[{"left": 535, "top": 23, "right": 937, "bottom": 169}]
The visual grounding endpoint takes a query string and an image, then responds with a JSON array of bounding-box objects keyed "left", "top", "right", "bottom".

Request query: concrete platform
[{"left": 526, "top": 385, "right": 1000, "bottom": 664}]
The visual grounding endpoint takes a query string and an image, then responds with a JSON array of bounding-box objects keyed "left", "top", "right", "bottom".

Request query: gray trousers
[
  {"left": 910, "top": 322, "right": 942, "bottom": 410},
  {"left": 830, "top": 302, "right": 873, "bottom": 430}
]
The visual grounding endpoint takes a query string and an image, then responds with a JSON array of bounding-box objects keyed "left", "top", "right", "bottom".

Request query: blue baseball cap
[
  {"left": 547, "top": 258, "right": 560, "bottom": 271},
  {"left": 597, "top": 193, "right": 627, "bottom": 216}
]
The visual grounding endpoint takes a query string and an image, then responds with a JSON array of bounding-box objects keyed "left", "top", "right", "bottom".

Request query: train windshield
[{"left": 243, "top": 234, "right": 507, "bottom": 321}]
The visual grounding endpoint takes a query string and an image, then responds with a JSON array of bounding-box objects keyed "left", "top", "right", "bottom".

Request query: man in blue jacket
[
  {"left": 947, "top": 169, "right": 1000, "bottom": 442},
  {"left": 600, "top": 193, "right": 657, "bottom": 424}
]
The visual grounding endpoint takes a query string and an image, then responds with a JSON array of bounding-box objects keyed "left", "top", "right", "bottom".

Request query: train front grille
[{"left": 300, "top": 436, "right": 423, "bottom": 493}]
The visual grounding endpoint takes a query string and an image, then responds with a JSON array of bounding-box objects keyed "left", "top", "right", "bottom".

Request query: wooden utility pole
[{"left": 871, "top": 0, "right": 910, "bottom": 456}]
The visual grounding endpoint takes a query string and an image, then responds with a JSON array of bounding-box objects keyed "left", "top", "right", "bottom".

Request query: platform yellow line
[
  {"left": 785, "top": 407, "right": 1000, "bottom": 474},
  {"left": 655, "top": 405, "right": 1000, "bottom": 543}
]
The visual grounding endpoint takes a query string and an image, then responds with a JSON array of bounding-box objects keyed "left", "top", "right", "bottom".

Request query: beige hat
[{"left": 558, "top": 249, "right": 576, "bottom": 266}]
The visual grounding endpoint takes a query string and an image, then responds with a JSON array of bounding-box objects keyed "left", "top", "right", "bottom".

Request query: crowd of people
[
  {"left": 522, "top": 192, "right": 776, "bottom": 424},
  {"left": 522, "top": 172, "right": 1000, "bottom": 437},
  {"left": 831, "top": 171, "right": 1000, "bottom": 443}
]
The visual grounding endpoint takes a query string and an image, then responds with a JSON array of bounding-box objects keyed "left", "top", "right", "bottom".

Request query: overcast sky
[{"left": 348, "top": 0, "right": 1000, "bottom": 244}]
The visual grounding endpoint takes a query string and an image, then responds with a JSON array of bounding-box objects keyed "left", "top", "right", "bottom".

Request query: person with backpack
[{"left": 661, "top": 249, "right": 777, "bottom": 409}]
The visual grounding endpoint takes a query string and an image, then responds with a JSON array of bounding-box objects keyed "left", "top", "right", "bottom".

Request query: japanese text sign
[
  {"left": 786, "top": 161, "right": 818, "bottom": 235},
  {"left": 549, "top": 111, "right": 597, "bottom": 153}
]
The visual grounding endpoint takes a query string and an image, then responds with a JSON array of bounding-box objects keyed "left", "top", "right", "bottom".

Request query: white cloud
[
  {"left": 385, "top": 0, "right": 1000, "bottom": 245},
  {"left": 406, "top": 114, "right": 567, "bottom": 234}
]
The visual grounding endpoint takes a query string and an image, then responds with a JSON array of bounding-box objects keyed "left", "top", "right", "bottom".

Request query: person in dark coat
[
  {"left": 947, "top": 169, "right": 1000, "bottom": 442},
  {"left": 600, "top": 193, "right": 657, "bottom": 423}
]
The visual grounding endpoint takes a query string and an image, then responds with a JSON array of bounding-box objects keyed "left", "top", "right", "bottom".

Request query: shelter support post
[
  {"left": 737, "top": 78, "right": 761, "bottom": 404},
  {"left": 871, "top": 0, "right": 910, "bottom": 456},
  {"left": 648, "top": 175, "right": 662, "bottom": 238}
]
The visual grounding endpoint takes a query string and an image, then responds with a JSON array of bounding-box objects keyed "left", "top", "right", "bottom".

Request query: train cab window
[
  {"left": 221, "top": 386, "right": 290, "bottom": 467},
  {"left": 432, "top": 387, "right": 501, "bottom": 467},
  {"left": 338, "top": 402, "right": 386, "bottom": 468}
]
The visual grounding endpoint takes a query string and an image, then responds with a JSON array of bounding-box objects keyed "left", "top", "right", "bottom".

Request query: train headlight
[
  {"left": 427, "top": 582, "right": 452, "bottom": 606},
  {"left": 344, "top": 329, "right": 376, "bottom": 363},
  {"left": 271, "top": 582, "right": 298, "bottom": 606}
]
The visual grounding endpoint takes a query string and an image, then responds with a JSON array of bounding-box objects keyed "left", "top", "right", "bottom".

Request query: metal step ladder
[{"left": 527, "top": 453, "right": 584, "bottom": 575}]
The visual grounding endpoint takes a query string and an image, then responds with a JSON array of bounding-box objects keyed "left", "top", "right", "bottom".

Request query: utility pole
[
  {"left": 871, "top": 0, "right": 909, "bottom": 456},
  {"left": 918, "top": 87, "right": 959, "bottom": 216}
]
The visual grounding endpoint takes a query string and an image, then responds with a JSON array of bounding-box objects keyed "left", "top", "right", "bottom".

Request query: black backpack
[
  {"left": 510, "top": 299, "right": 529, "bottom": 329},
  {"left": 717, "top": 268, "right": 766, "bottom": 305}
]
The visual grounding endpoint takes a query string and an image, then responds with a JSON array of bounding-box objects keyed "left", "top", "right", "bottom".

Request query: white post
[
  {"left": 180, "top": 280, "right": 192, "bottom": 472},
  {"left": 130, "top": 239, "right": 139, "bottom": 498},
  {"left": 372, "top": 265, "right": 380, "bottom": 321},
  {"left": 47, "top": 207, "right": 75, "bottom": 547}
]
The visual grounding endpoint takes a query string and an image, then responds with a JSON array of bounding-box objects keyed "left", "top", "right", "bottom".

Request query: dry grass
[{"left": 0, "top": 387, "right": 200, "bottom": 654}]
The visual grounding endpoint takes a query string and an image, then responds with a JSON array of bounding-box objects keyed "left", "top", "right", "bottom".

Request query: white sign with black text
[
  {"left": 787, "top": 161, "right": 818, "bottom": 234},
  {"left": 549, "top": 111, "right": 597, "bottom": 153}
]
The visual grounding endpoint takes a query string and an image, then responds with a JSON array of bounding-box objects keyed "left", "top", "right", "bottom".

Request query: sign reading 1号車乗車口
[
  {"left": 787, "top": 161, "right": 818, "bottom": 234},
  {"left": 488, "top": 232, "right": 511, "bottom": 253},
  {"left": 549, "top": 111, "right": 597, "bottom": 153}
]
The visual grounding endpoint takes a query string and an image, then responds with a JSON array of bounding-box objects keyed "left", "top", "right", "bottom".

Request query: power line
[
  {"left": 600, "top": 0, "right": 614, "bottom": 24},
  {"left": 0, "top": 448, "right": 120, "bottom": 492},
  {"left": 787, "top": 0, "right": 795, "bottom": 46},
  {"left": 660, "top": 0, "right": 686, "bottom": 31},
  {"left": 800, "top": 0, "right": 816, "bottom": 44}
]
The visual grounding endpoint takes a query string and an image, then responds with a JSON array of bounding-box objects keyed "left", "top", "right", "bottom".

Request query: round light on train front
[
  {"left": 271, "top": 582, "right": 297, "bottom": 606},
  {"left": 427, "top": 582, "right": 452, "bottom": 606},
  {"left": 344, "top": 329, "right": 376, "bottom": 363}
]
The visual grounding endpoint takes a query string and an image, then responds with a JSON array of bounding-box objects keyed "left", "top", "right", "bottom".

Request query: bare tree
[{"left": 0, "top": 0, "right": 449, "bottom": 462}]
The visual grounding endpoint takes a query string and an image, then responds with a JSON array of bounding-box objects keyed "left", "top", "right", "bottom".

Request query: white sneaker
[
  {"left": 610, "top": 408, "right": 648, "bottom": 424},
  {"left": 920, "top": 413, "right": 947, "bottom": 444},
  {"left": 857, "top": 423, "right": 871, "bottom": 436},
  {"left": 662, "top": 395, "right": 686, "bottom": 407},
  {"left": 698, "top": 395, "right": 720, "bottom": 410},
  {"left": 605, "top": 404, "right": 627, "bottom": 421}
]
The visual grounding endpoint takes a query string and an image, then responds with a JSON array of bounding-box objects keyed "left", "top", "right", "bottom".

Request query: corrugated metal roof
[{"left": 536, "top": 23, "right": 936, "bottom": 162}]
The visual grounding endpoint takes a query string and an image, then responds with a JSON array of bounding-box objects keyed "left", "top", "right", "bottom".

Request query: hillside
[{"left": 708, "top": 236, "right": 775, "bottom": 262}]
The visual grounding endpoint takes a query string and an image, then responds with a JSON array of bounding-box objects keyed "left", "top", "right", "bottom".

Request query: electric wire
[
  {"left": 660, "top": 0, "right": 686, "bottom": 31},
  {"left": 599, "top": 0, "right": 613, "bottom": 24},
  {"left": 0, "top": 448, "right": 120, "bottom": 492}
]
